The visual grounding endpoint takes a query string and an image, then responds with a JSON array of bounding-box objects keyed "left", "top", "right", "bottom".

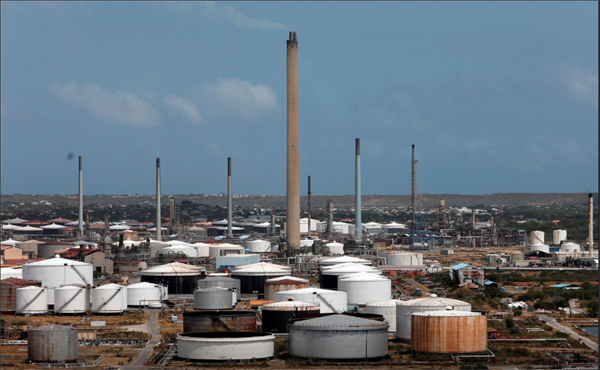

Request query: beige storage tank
[{"left": 411, "top": 311, "right": 487, "bottom": 353}]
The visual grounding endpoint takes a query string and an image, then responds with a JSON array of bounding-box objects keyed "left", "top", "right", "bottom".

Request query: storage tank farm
[{"left": 54, "top": 286, "right": 90, "bottom": 314}]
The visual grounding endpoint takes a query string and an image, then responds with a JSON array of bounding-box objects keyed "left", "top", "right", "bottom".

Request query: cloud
[
  {"left": 558, "top": 66, "right": 598, "bottom": 105},
  {"left": 198, "top": 78, "right": 278, "bottom": 121},
  {"left": 163, "top": 95, "right": 203, "bottom": 122},
  {"left": 161, "top": 2, "right": 288, "bottom": 31},
  {"left": 50, "top": 82, "right": 160, "bottom": 127}
]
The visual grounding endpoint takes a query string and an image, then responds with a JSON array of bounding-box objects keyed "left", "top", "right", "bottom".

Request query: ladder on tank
[
  {"left": 18, "top": 289, "right": 45, "bottom": 313},
  {"left": 55, "top": 288, "right": 84, "bottom": 314},
  {"left": 93, "top": 287, "right": 121, "bottom": 313}
]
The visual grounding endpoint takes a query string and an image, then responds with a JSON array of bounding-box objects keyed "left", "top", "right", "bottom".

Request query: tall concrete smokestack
[
  {"left": 589, "top": 194, "right": 594, "bottom": 257},
  {"left": 286, "top": 31, "right": 300, "bottom": 253},
  {"left": 355, "top": 138, "right": 362, "bottom": 240},
  {"left": 156, "top": 158, "right": 162, "bottom": 241},
  {"left": 411, "top": 144, "right": 416, "bottom": 242},
  {"left": 307, "top": 176, "right": 312, "bottom": 239},
  {"left": 228, "top": 157, "right": 233, "bottom": 239},
  {"left": 78, "top": 156, "right": 83, "bottom": 239},
  {"left": 471, "top": 208, "right": 476, "bottom": 248}
]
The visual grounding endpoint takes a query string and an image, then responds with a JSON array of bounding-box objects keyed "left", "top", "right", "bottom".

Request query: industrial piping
[
  {"left": 78, "top": 156, "right": 83, "bottom": 238},
  {"left": 156, "top": 158, "right": 162, "bottom": 242},
  {"left": 286, "top": 31, "right": 300, "bottom": 253},
  {"left": 228, "top": 157, "right": 233, "bottom": 239},
  {"left": 355, "top": 138, "right": 362, "bottom": 239}
]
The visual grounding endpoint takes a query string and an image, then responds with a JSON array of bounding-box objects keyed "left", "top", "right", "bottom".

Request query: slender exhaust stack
[
  {"left": 411, "top": 144, "right": 416, "bottom": 242},
  {"left": 307, "top": 176, "right": 312, "bottom": 239},
  {"left": 471, "top": 208, "right": 476, "bottom": 248},
  {"left": 589, "top": 194, "right": 594, "bottom": 257},
  {"left": 156, "top": 158, "right": 162, "bottom": 241},
  {"left": 227, "top": 157, "right": 233, "bottom": 239},
  {"left": 286, "top": 31, "right": 300, "bottom": 253},
  {"left": 355, "top": 138, "right": 362, "bottom": 239},
  {"left": 78, "top": 156, "right": 84, "bottom": 239}
]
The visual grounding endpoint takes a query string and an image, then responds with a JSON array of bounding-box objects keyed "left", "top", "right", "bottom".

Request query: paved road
[
  {"left": 123, "top": 309, "right": 160, "bottom": 369},
  {"left": 539, "top": 315, "right": 598, "bottom": 351}
]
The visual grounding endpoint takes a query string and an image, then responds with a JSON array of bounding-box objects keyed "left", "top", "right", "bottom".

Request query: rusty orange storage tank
[
  {"left": 411, "top": 311, "right": 487, "bottom": 353},
  {"left": 264, "top": 276, "right": 309, "bottom": 301}
]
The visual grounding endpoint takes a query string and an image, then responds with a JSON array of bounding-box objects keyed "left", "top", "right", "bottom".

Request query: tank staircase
[
  {"left": 93, "top": 288, "right": 121, "bottom": 313},
  {"left": 213, "top": 316, "right": 235, "bottom": 331},
  {"left": 316, "top": 293, "right": 341, "bottom": 314},
  {"left": 70, "top": 265, "right": 90, "bottom": 285},
  {"left": 55, "top": 288, "right": 84, "bottom": 313},
  {"left": 18, "top": 289, "right": 45, "bottom": 313}
]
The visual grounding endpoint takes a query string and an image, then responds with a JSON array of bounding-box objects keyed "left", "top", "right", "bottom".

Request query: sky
[{"left": 1, "top": 2, "right": 598, "bottom": 196}]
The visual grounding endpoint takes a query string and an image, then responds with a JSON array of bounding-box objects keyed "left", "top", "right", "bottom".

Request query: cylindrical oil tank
[
  {"left": 318, "top": 256, "right": 372, "bottom": 268},
  {"left": 320, "top": 264, "right": 380, "bottom": 289},
  {"left": 530, "top": 230, "right": 544, "bottom": 245},
  {"left": 261, "top": 300, "right": 320, "bottom": 333},
  {"left": 509, "top": 251, "right": 524, "bottom": 262},
  {"left": 325, "top": 242, "right": 344, "bottom": 255},
  {"left": 193, "top": 287, "right": 234, "bottom": 310},
  {"left": 530, "top": 244, "right": 550, "bottom": 254},
  {"left": 560, "top": 242, "right": 581, "bottom": 252},
  {"left": 366, "top": 299, "right": 401, "bottom": 332},
  {"left": 28, "top": 324, "right": 78, "bottom": 363},
  {"left": 54, "top": 286, "right": 90, "bottom": 314},
  {"left": 16, "top": 286, "right": 47, "bottom": 315},
  {"left": 177, "top": 332, "right": 274, "bottom": 361},
  {"left": 183, "top": 310, "right": 257, "bottom": 332},
  {"left": 246, "top": 239, "right": 271, "bottom": 253},
  {"left": 264, "top": 276, "right": 309, "bottom": 300},
  {"left": 274, "top": 287, "right": 347, "bottom": 314},
  {"left": 127, "top": 282, "right": 165, "bottom": 307},
  {"left": 198, "top": 276, "right": 241, "bottom": 291},
  {"left": 288, "top": 314, "right": 388, "bottom": 359},
  {"left": 91, "top": 284, "right": 124, "bottom": 314},
  {"left": 411, "top": 311, "right": 487, "bottom": 353},
  {"left": 140, "top": 263, "right": 204, "bottom": 295},
  {"left": 338, "top": 274, "right": 391, "bottom": 305},
  {"left": 384, "top": 252, "right": 423, "bottom": 266},
  {"left": 231, "top": 262, "right": 291, "bottom": 294},
  {"left": 1, "top": 278, "right": 41, "bottom": 313},
  {"left": 190, "top": 242, "right": 211, "bottom": 257},
  {"left": 553, "top": 230, "right": 567, "bottom": 245},
  {"left": 22, "top": 257, "right": 93, "bottom": 306},
  {"left": 36, "top": 241, "right": 73, "bottom": 258},
  {"left": 396, "top": 295, "right": 472, "bottom": 341}
]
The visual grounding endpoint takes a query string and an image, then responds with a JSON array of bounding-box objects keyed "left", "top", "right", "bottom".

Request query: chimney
[
  {"left": 169, "top": 196, "right": 175, "bottom": 231},
  {"left": 355, "top": 138, "right": 362, "bottom": 240},
  {"left": 471, "top": 208, "right": 476, "bottom": 248},
  {"left": 156, "top": 158, "right": 162, "bottom": 241},
  {"left": 286, "top": 31, "right": 300, "bottom": 253},
  {"left": 78, "top": 156, "right": 83, "bottom": 239},
  {"left": 307, "top": 176, "right": 312, "bottom": 239},
  {"left": 411, "top": 144, "right": 416, "bottom": 239},
  {"left": 228, "top": 157, "right": 233, "bottom": 239},
  {"left": 589, "top": 194, "right": 594, "bottom": 257}
]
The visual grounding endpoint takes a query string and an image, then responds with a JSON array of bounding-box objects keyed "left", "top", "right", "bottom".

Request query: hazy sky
[{"left": 1, "top": 2, "right": 598, "bottom": 196}]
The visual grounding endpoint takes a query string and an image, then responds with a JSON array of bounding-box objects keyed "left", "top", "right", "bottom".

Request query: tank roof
[
  {"left": 319, "top": 256, "right": 370, "bottom": 265},
  {"left": 412, "top": 310, "right": 483, "bottom": 317},
  {"left": 276, "top": 287, "right": 346, "bottom": 295},
  {"left": 339, "top": 273, "right": 388, "bottom": 281},
  {"left": 291, "top": 314, "right": 388, "bottom": 331},
  {"left": 366, "top": 299, "right": 401, "bottom": 307},
  {"left": 195, "top": 286, "right": 231, "bottom": 292},
  {"left": 127, "top": 282, "right": 163, "bottom": 289},
  {"left": 30, "top": 324, "right": 76, "bottom": 331},
  {"left": 262, "top": 300, "right": 319, "bottom": 310},
  {"left": 94, "top": 283, "right": 125, "bottom": 290},
  {"left": 265, "top": 276, "right": 309, "bottom": 284},
  {"left": 397, "top": 296, "right": 471, "bottom": 307},
  {"left": 23, "top": 256, "right": 91, "bottom": 267}
]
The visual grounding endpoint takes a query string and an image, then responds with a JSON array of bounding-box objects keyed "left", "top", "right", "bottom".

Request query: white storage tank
[
  {"left": 91, "top": 284, "right": 125, "bottom": 314},
  {"left": 338, "top": 274, "right": 391, "bottom": 305},
  {"left": 274, "top": 287, "right": 347, "bottom": 314},
  {"left": 366, "top": 299, "right": 401, "bottom": 332},
  {"left": 1, "top": 267, "right": 22, "bottom": 280},
  {"left": 396, "top": 294, "right": 472, "bottom": 341},
  {"left": 288, "top": 314, "right": 388, "bottom": 359},
  {"left": 325, "top": 242, "right": 344, "bottom": 255},
  {"left": 177, "top": 332, "right": 275, "bottom": 361},
  {"left": 22, "top": 257, "right": 93, "bottom": 306},
  {"left": 553, "top": 230, "right": 567, "bottom": 245},
  {"left": 530, "top": 244, "right": 550, "bottom": 254},
  {"left": 127, "top": 282, "right": 165, "bottom": 307},
  {"left": 193, "top": 287, "right": 234, "bottom": 310},
  {"left": 190, "top": 242, "right": 211, "bottom": 257},
  {"left": 246, "top": 239, "right": 271, "bottom": 253},
  {"left": 16, "top": 286, "right": 47, "bottom": 315},
  {"left": 54, "top": 286, "right": 90, "bottom": 314},
  {"left": 560, "top": 242, "right": 581, "bottom": 252},
  {"left": 197, "top": 276, "right": 241, "bottom": 304},
  {"left": 318, "top": 256, "right": 371, "bottom": 267},
  {"left": 300, "top": 239, "right": 315, "bottom": 248},
  {"left": 530, "top": 230, "right": 545, "bottom": 245},
  {"left": 231, "top": 262, "right": 292, "bottom": 294},
  {"left": 158, "top": 245, "right": 198, "bottom": 257},
  {"left": 320, "top": 263, "right": 380, "bottom": 290},
  {"left": 384, "top": 252, "right": 423, "bottom": 266}
]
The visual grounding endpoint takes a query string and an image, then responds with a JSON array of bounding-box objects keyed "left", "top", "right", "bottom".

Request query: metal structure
[
  {"left": 366, "top": 299, "right": 401, "bottom": 332},
  {"left": 156, "top": 158, "right": 162, "bottom": 241},
  {"left": 411, "top": 311, "right": 487, "bottom": 353},
  {"left": 355, "top": 138, "right": 362, "bottom": 239},
  {"left": 91, "top": 284, "right": 125, "bottom": 314},
  {"left": 127, "top": 282, "right": 165, "bottom": 307},
  {"left": 274, "top": 287, "right": 347, "bottom": 314},
  {"left": 54, "top": 286, "right": 90, "bottom": 314},
  {"left": 246, "top": 239, "right": 271, "bottom": 253},
  {"left": 288, "top": 314, "right": 388, "bottom": 359},
  {"left": 1, "top": 278, "right": 41, "bottom": 313},
  {"left": 325, "top": 242, "right": 344, "bottom": 255},
  {"left": 28, "top": 325, "right": 78, "bottom": 363},
  {"left": 530, "top": 230, "right": 544, "bottom": 245},
  {"left": 228, "top": 157, "right": 233, "bottom": 239},
  {"left": 78, "top": 156, "right": 83, "bottom": 239},
  {"left": 230, "top": 262, "right": 291, "bottom": 294},
  {"left": 177, "top": 332, "right": 275, "bottom": 362},
  {"left": 261, "top": 300, "right": 319, "bottom": 333},
  {"left": 193, "top": 287, "right": 234, "bottom": 310},
  {"left": 338, "top": 274, "right": 391, "bottom": 305},
  {"left": 307, "top": 176, "right": 312, "bottom": 238},
  {"left": 286, "top": 31, "right": 300, "bottom": 253},
  {"left": 320, "top": 263, "right": 380, "bottom": 290},
  {"left": 183, "top": 310, "right": 257, "bottom": 332},
  {"left": 264, "top": 276, "right": 309, "bottom": 301},
  {"left": 16, "top": 286, "right": 47, "bottom": 315},
  {"left": 589, "top": 193, "right": 594, "bottom": 257},
  {"left": 141, "top": 263, "right": 204, "bottom": 295},
  {"left": 383, "top": 251, "right": 423, "bottom": 266},
  {"left": 396, "top": 295, "right": 472, "bottom": 341},
  {"left": 198, "top": 276, "right": 241, "bottom": 292}
]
